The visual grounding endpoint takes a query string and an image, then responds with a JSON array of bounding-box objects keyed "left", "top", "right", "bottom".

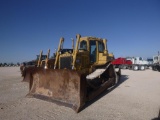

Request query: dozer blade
[
  {"left": 27, "top": 68, "right": 87, "bottom": 113},
  {"left": 22, "top": 66, "right": 36, "bottom": 82}
]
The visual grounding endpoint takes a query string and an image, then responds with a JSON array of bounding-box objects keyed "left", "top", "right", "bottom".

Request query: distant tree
[
  {"left": 10, "top": 62, "right": 14, "bottom": 66},
  {"left": 3, "top": 63, "right": 7, "bottom": 67},
  {"left": 17, "top": 62, "right": 20, "bottom": 66}
]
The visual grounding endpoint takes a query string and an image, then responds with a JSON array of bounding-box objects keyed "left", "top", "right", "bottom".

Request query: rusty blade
[
  {"left": 27, "top": 68, "right": 87, "bottom": 113},
  {"left": 22, "top": 66, "right": 36, "bottom": 82}
]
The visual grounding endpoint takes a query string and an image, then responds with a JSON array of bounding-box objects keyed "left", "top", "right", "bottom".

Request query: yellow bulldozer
[
  {"left": 26, "top": 34, "right": 121, "bottom": 113},
  {"left": 21, "top": 49, "right": 55, "bottom": 82}
]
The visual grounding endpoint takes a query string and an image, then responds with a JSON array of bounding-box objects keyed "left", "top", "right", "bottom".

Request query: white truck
[
  {"left": 152, "top": 54, "right": 160, "bottom": 72},
  {"left": 147, "top": 58, "right": 153, "bottom": 68},
  {"left": 126, "top": 57, "right": 149, "bottom": 71}
]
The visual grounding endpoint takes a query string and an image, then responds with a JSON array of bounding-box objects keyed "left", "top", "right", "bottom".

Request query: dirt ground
[{"left": 0, "top": 67, "right": 160, "bottom": 120}]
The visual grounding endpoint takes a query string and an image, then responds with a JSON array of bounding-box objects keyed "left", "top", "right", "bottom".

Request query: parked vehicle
[
  {"left": 152, "top": 53, "right": 160, "bottom": 72},
  {"left": 111, "top": 57, "right": 132, "bottom": 69},
  {"left": 26, "top": 34, "right": 121, "bottom": 113},
  {"left": 127, "top": 57, "right": 149, "bottom": 70},
  {"left": 147, "top": 58, "right": 153, "bottom": 68},
  {"left": 20, "top": 51, "right": 47, "bottom": 78},
  {"left": 112, "top": 57, "right": 149, "bottom": 71}
]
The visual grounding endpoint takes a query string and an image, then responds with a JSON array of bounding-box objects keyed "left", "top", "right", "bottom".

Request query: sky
[{"left": 0, "top": 0, "right": 160, "bottom": 63}]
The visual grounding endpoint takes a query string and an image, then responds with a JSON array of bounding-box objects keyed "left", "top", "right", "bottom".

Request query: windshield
[{"left": 79, "top": 40, "right": 87, "bottom": 50}]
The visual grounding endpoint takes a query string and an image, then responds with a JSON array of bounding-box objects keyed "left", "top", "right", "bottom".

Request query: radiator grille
[{"left": 60, "top": 56, "right": 72, "bottom": 69}]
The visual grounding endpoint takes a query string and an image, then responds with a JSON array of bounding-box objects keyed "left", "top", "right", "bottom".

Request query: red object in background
[{"left": 112, "top": 57, "right": 132, "bottom": 67}]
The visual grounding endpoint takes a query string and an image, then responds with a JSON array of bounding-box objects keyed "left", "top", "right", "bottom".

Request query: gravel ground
[{"left": 0, "top": 67, "right": 160, "bottom": 120}]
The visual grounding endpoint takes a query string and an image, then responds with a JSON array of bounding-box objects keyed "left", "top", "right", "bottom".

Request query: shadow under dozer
[{"left": 26, "top": 64, "right": 119, "bottom": 113}]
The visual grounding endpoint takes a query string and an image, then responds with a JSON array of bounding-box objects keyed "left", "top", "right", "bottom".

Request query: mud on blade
[{"left": 27, "top": 68, "right": 86, "bottom": 113}]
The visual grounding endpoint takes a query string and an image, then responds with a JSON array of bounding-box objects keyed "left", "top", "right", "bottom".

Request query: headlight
[{"left": 44, "top": 65, "right": 47, "bottom": 69}]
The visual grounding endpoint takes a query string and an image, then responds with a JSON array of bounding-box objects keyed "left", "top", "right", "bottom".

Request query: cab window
[
  {"left": 79, "top": 40, "right": 87, "bottom": 50},
  {"left": 98, "top": 41, "right": 104, "bottom": 52},
  {"left": 90, "top": 40, "right": 96, "bottom": 63}
]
